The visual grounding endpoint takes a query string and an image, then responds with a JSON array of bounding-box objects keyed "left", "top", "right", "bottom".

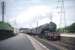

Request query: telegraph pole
[
  {"left": 36, "top": 16, "right": 38, "bottom": 34},
  {"left": 56, "top": 0, "right": 66, "bottom": 32},
  {"left": 1, "top": 1, "right": 5, "bottom": 22},
  {"left": 50, "top": 13, "right": 53, "bottom": 22}
]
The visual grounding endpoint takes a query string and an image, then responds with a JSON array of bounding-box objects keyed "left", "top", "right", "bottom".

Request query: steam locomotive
[{"left": 39, "top": 22, "right": 60, "bottom": 40}]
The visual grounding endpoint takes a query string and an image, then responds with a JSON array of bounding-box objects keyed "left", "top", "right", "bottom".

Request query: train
[{"left": 19, "top": 22, "right": 60, "bottom": 40}]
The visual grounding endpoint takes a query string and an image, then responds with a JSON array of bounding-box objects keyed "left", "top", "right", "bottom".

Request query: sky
[{"left": 0, "top": 0, "right": 75, "bottom": 28}]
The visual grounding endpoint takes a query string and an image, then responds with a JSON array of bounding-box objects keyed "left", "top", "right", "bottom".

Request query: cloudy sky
[{"left": 0, "top": 0, "right": 75, "bottom": 28}]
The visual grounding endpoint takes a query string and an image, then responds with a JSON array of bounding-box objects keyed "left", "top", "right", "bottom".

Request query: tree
[
  {"left": 0, "top": 21, "right": 15, "bottom": 40},
  {"left": 57, "top": 23, "right": 75, "bottom": 33},
  {"left": 69, "top": 23, "right": 75, "bottom": 33}
]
